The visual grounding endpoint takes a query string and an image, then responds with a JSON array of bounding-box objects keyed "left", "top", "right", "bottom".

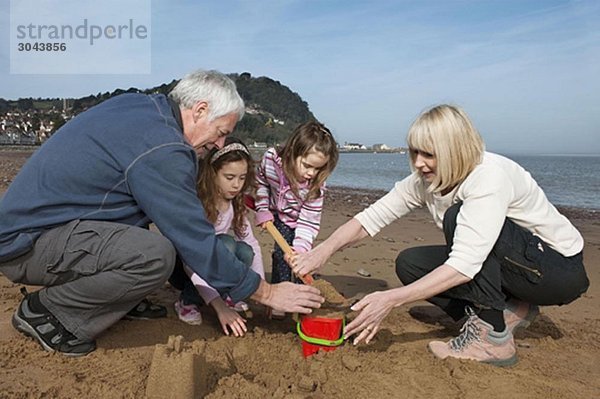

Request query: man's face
[{"left": 184, "top": 104, "right": 238, "bottom": 156}]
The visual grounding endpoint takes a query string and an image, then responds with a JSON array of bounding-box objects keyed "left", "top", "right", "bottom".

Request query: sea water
[{"left": 328, "top": 153, "right": 600, "bottom": 210}]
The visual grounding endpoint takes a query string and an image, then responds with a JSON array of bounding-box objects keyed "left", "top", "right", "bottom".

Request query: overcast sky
[{"left": 1, "top": 0, "right": 598, "bottom": 154}]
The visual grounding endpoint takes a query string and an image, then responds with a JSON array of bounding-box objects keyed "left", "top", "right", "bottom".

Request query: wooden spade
[
  {"left": 244, "top": 195, "right": 351, "bottom": 304},
  {"left": 243, "top": 194, "right": 313, "bottom": 284}
]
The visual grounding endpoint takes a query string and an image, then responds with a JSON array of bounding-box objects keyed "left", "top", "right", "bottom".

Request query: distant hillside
[
  {"left": 0, "top": 72, "right": 317, "bottom": 146},
  {"left": 231, "top": 72, "right": 316, "bottom": 144}
]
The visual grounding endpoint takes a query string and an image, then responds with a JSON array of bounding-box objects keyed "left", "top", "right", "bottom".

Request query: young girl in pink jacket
[
  {"left": 174, "top": 138, "right": 264, "bottom": 337},
  {"left": 255, "top": 121, "right": 338, "bottom": 318}
]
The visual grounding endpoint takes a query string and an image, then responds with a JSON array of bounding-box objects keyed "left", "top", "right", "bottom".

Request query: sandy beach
[{"left": 1, "top": 149, "right": 598, "bottom": 398}]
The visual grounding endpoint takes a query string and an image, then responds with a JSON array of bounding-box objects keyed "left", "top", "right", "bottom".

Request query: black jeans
[
  {"left": 271, "top": 215, "right": 299, "bottom": 284},
  {"left": 396, "top": 202, "right": 589, "bottom": 320}
]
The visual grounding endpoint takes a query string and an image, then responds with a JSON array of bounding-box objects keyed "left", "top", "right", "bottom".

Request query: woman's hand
[
  {"left": 292, "top": 244, "right": 329, "bottom": 276},
  {"left": 211, "top": 299, "right": 248, "bottom": 337},
  {"left": 343, "top": 265, "right": 472, "bottom": 345},
  {"left": 293, "top": 218, "right": 369, "bottom": 277},
  {"left": 283, "top": 250, "right": 297, "bottom": 268},
  {"left": 344, "top": 290, "right": 399, "bottom": 345}
]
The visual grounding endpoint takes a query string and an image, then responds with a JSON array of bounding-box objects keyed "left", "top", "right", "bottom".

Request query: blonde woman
[{"left": 291, "top": 104, "right": 589, "bottom": 366}]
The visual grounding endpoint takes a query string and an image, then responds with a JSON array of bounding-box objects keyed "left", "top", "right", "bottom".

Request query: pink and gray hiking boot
[
  {"left": 428, "top": 307, "right": 517, "bottom": 367},
  {"left": 504, "top": 299, "right": 539, "bottom": 334}
]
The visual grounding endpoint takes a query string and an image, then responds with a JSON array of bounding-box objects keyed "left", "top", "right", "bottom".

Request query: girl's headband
[{"left": 210, "top": 143, "right": 250, "bottom": 164}]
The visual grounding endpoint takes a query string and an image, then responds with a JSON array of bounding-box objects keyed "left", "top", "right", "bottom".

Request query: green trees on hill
[
  {"left": 234, "top": 73, "right": 314, "bottom": 123},
  {"left": 1, "top": 72, "right": 316, "bottom": 146},
  {"left": 231, "top": 72, "right": 316, "bottom": 145}
]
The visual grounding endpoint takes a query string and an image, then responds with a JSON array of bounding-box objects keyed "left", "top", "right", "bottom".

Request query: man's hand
[{"left": 251, "top": 280, "right": 324, "bottom": 313}]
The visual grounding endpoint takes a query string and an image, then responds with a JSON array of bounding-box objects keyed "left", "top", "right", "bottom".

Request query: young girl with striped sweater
[{"left": 254, "top": 121, "right": 338, "bottom": 317}]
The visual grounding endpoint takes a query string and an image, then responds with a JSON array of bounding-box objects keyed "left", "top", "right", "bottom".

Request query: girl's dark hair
[
  {"left": 197, "top": 137, "right": 256, "bottom": 238},
  {"left": 278, "top": 121, "right": 338, "bottom": 200}
]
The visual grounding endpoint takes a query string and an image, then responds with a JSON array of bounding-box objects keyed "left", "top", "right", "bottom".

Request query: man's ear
[{"left": 192, "top": 101, "right": 209, "bottom": 122}]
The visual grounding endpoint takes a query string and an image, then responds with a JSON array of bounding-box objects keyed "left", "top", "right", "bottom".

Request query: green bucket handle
[{"left": 296, "top": 318, "right": 346, "bottom": 347}]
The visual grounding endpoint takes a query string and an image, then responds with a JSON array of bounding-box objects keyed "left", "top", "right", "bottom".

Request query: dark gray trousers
[
  {"left": 396, "top": 203, "right": 589, "bottom": 320},
  {"left": 0, "top": 220, "right": 176, "bottom": 340}
]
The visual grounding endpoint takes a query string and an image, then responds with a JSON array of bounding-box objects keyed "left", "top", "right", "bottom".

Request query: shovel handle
[{"left": 264, "top": 221, "right": 314, "bottom": 285}]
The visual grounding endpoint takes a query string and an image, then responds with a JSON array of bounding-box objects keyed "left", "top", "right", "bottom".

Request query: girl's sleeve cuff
[
  {"left": 292, "top": 240, "right": 311, "bottom": 254},
  {"left": 255, "top": 211, "right": 274, "bottom": 226}
]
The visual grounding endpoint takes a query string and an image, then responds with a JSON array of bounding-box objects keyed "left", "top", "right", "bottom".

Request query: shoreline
[
  {"left": 328, "top": 185, "right": 600, "bottom": 221},
  {"left": 1, "top": 148, "right": 598, "bottom": 218}
]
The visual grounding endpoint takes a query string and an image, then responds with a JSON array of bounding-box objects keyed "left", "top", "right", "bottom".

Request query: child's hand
[
  {"left": 211, "top": 299, "right": 247, "bottom": 337},
  {"left": 284, "top": 251, "right": 297, "bottom": 268}
]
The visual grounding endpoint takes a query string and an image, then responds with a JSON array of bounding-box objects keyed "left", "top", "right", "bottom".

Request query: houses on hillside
[
  {"left": 0, "top": 105, "right": 73, "bottom": 145},
  {"left": 1, "top": 111, "right": 54, "bottom": 145},
  {"left": 340, "top": 142, "right": 406, "bottom": 153}
]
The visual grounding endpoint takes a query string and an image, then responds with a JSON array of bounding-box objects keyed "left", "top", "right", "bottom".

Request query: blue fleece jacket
[{"left": 0, "top": 93, "right": 260, "bottom": 302}]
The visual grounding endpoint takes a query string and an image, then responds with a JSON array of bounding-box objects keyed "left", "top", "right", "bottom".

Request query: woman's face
[
  {"left": 412, "top": 149, "right": 437, "bottom": 182},
  {"left": 294, "top": 149, "right": 329, "bottom": 183},
  {"left": 215, "top": 159, "right": 248, "bottom": 201}
]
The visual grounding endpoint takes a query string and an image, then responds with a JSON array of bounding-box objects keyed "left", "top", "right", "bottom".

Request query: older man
[{"left": 0, "top": 70, "right": 323, "bottom": 356}]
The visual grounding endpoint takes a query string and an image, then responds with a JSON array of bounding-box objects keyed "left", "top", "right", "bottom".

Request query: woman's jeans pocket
[{"left": 499, "top": 237, "right": 545, "bottom": 284}]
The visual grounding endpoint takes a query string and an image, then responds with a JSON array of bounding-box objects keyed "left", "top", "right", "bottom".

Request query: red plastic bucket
[{"left": 297, "top": 315, "right": 345, "bottom": 358}]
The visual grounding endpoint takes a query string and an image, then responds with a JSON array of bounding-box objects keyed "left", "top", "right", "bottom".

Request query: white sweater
[{"left": 355, "top": 152, "right": 584, "bottom": 278}]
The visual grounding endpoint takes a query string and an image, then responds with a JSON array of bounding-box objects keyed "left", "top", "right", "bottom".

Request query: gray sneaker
[{"left": 12, "top": 289, "right": 96, "bottom": 357}]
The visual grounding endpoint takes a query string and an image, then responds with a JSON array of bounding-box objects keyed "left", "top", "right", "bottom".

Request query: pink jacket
[
  {"left": 255, "top": 148, "right": 325, "bottom": 253},
  {"left": 188, "top": 203, "right": 265, "bottom": 304}
]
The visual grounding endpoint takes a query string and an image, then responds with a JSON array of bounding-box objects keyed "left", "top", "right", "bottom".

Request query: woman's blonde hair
[
  {"left": 278, "top": 121, "right": 339, "bottom": 201},
  {"left": 407, "top": 104, "right": 484, "bottom": 193}
]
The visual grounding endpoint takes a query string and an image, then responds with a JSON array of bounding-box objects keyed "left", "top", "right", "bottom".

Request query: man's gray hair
[{"left": 169, "top": 70, "right": 245, "bottom": 121}]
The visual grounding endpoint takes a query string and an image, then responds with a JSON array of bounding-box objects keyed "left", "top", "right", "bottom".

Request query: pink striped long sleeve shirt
[{"left": 254, "top": 148, "right": 325, "bottom": 253}]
